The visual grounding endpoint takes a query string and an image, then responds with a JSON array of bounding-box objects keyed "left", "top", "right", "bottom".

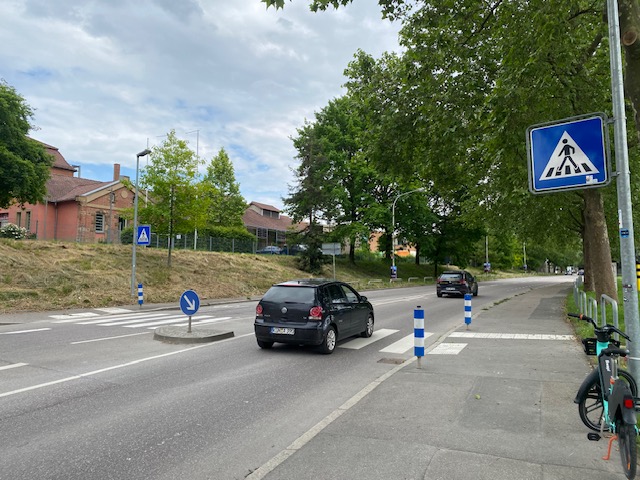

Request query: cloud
[{"left": 3, "top": 0, "right": 400, "bottom": 209}]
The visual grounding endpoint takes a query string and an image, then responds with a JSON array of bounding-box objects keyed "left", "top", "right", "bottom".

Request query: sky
[{"left": 3, "top": 0, "right": 402, "bottom": 210}]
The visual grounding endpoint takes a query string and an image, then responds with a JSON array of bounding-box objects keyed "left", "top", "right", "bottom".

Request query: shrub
[{"left": 0, "top": 223, "right": 28, "bottom": 239}]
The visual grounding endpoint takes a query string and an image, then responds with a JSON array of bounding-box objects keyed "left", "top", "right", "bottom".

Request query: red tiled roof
[
  {"left": 251, "top": 201, "right": 280, "bottom": 213},
  {"left": 31, "top": 138, "right": 75, "bottom": 172},
  {"left": 46, "top": 175, "right": 112, "bottom": 202},
  {"left": 242, "top": 208, "right": 293, "bottom": 231}
]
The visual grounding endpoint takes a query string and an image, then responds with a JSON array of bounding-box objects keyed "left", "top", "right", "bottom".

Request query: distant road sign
[
  {"left": 180, "top": 290, "right": 200, "bottom": 316},
  {"left": 137, "top": 225, "right": 151, "bottom": 245},
  {"left": 321, "top": 243, "right": 341, "bottom": 255},
  {"left": 527, "top": 114, "right": 609, "bottom": 194}
]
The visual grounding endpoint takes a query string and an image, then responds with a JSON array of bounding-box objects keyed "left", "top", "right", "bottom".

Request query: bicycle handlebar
[{"left": 567, "top": 312, "right": 631, "bottom": 342}]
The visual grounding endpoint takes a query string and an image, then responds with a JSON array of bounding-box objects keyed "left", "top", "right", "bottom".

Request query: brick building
[{"left": 0, "top": 141, "right": 135, "bottom": 243}]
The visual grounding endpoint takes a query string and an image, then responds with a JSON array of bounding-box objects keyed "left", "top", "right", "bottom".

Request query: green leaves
[{"left": 0, "top": 81, "right": 52, "bottom": 208}]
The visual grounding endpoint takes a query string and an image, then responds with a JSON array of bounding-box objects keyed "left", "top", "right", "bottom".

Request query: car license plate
[
  {"left": 445, "top": 287, "right": 456, "bottom": 291},
  {"left": 271, "top": 327, "right": 295, "bottom": 335}
]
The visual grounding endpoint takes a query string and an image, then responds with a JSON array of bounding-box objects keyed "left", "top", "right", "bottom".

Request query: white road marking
[
  {"left": 339, "top": 328, "right": 398, "bottom": 350},
  {"left": 78, "top": 312, "right": 171, "bottom": 324},
  {"left": 166, "top": 316, "right": 232, "bottom": 328},
  {"left": 121, "top": 316, "right": 215, "bottom": 328},
  {"left": 71, "top": 332, "right": 151, "bottom": 344},
  {"left": 99, "top": 314, "right": 187, "bottom": 327},
  {"left": 0, "top": 328, "right": 51, "bottom": 335},
  {"left": 448, "top": 332, "right": 574, "bottom": 340},
  {"left": 52, "top": 313, "right": 100, "bottom": 322},
  {"left": 0, "top": 333, "right": 255, "bottom": 399},
  {"left": 94, "top": 307, "right": 133, "bottom": 314},
  {"left": 0, "top": 363, "right": 28, "bottom": 371},
  {"left": 380, "top": 333, "right": 434, "bottom": 354},
  {"left": 428, "top": 343, "right": 467, "bottom": 355}
]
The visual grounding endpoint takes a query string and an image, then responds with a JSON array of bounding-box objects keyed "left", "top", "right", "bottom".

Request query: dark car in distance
[
  {"left": 436, "top": 270, "right": 478, "bottom": 298},
  {"left": 254, "top": 279, "right": 374, "bottom": 354}
]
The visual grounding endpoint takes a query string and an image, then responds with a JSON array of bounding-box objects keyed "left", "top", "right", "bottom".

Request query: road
[{"left": 0, "top": 275, "right": 575, "bottom": 480}]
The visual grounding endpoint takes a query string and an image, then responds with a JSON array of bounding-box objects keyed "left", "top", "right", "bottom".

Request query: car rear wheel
[
  {"left": 361, "top": 314, "right": 374, "bottom": 338},
  {"left": 319, "top": 326, "right": 337, "bottom": 354},
  {"left": 257, "top": 339, "right": 274, "bottom": 349}
]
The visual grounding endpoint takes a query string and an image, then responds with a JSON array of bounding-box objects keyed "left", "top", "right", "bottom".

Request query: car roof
[
  {"left": 274, "top": 278, "right": 339, "bottom": 288},
  {"left": 441, "top": 270, "right": 466, "bottom": 275}
]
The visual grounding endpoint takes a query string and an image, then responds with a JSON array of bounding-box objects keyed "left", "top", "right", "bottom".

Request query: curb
[{"left": 153, "top": 325, "right": 235, "bottom": 344}]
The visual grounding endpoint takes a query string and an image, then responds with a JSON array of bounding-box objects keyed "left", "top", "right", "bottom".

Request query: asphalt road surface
[{"left": 0, "top": 275, "right": 575, "bottom": 480}]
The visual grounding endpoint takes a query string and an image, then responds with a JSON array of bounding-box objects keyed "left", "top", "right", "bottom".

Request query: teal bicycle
[{"left": 570, "top": 313, "right": 638, "bottom": 479}]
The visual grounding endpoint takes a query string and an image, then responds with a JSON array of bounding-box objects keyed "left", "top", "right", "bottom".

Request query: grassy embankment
[{"left": 0, "top": 239, "right": 452, "bottom": 314}]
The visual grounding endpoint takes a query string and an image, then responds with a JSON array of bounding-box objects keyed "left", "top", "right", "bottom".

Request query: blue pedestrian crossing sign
[
  {"left": 136, "top": 225, "right": 151, "bottom": 246},
  {"left": 527, "top": 114, "right": 610, "bottom": 194}
]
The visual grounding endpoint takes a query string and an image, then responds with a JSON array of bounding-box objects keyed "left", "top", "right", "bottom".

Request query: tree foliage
[
  {"left": 0, "top": 80, "right": 53, "bottom": 208},
  {"left": 202, "top": 148, "right": 247, "bottom": 228}
]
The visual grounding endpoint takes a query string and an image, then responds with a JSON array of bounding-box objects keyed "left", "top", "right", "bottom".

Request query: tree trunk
[
  {"left": 582, "top": 211, "right": 595, "bottom": 291},
  {"left": 583, "top": 189, "right": 616, "bottom": 299}
]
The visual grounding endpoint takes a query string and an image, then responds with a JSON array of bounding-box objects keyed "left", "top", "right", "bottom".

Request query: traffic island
[{"left": 153, "top": 325, "right": 234, "bottom": 344}]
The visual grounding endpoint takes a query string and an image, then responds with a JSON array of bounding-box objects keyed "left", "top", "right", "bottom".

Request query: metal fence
[{"left": 148, "top": 233, "right": 256, "bottom": 253}]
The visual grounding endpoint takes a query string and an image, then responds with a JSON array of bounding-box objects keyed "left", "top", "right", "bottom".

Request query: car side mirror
[{"left": 360, "top": 296, "right": 368, "bottom": 302}]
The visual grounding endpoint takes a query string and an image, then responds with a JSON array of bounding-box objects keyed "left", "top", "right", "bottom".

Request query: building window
[
  {"left": 95, "top": 212, "right": 105, "bottom": 233},
  {"left": 25, "top": 211, "right": 31, "bottom": 231},
  {"left": 0, "top": 213, "right": 8, "bottom": 227},
  {"left": 15, "top": 211, "right": 21, "bottom": 227},
  {"left": 257, "top": 228, "right": 267, "bottom": 239}
]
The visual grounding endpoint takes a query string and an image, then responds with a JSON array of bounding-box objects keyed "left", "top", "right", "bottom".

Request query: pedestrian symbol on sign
[
  {"left": 539, "top": 131, "right": 600, "bottom": 182},
  {"left": 137, "top": 225, "right": 151, "bottom": 246}
]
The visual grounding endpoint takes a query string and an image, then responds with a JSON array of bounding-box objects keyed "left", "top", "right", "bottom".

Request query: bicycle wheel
[
  {"left": 578, "top": 369, "right": 638, "bottom": 432},
  {"left": 617, "top": 422, "right": 637, "bottom": 479}
]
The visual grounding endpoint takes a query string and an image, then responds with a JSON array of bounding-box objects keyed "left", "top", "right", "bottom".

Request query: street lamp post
[
  {"left": 131, "top": 148, "right": 152, "bottom": 296},
  {"left": 391, "top": 187, "right": 426, "bottom": 274}
]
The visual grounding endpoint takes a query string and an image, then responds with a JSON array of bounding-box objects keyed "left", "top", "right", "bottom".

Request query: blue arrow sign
[
  {"left": 180, "top": 290, "right": 200, "bottom": 316},
  {"left": 527, "top": 114, "right": 610, "bottom": 194},
  {"left": 137, "top": 225, "right": 151, "bottom": 245}
]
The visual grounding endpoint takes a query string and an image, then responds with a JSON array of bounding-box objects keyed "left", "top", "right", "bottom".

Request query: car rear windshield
[
  {"left": 262, "top": 286, "right": 317, "bottom": 304},
  {"left": 440, "top": 273, "right": 462, "bottom": 281}
]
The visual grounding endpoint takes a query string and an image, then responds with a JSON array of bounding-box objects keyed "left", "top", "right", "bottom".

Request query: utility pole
[{"left": 607, "top": 0, "right": 640, "bottom": 379}]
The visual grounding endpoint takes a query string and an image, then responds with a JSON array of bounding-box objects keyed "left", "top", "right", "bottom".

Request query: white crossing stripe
[
  {"left": 165, "top": 317, "right": 232, "bottom": 328},
  {"left": 428, "top": 343, "right": 467, "bottom": 355},
  {"left": 94, "top": 307, "right": 133, "bottom": 314},
  {"left": 448, "top": 332, "right": 574, "bottom": 340},
  {"left": 99, "top": 314, "right": 185, "bottom": 327},
  {"left": 0, "top": 363, "right": 28, "bottom": 371},
  {"left": 339, "top": 328, "right": 398, "bottom": 350},
  {"left": 79, "top": 313, "right": 171, "bottom": 325},
  {"left": 381, "top": 333, "right": 434, "bottom": 354},
  {"left": 121, "top": 315, "right": 215, "bottom": 328},
  {"left": 0, "top": 328, "right": 51, "bottom": 335},
  {"left": 52, "top": 312, "right": 100, "bottom": 322}
]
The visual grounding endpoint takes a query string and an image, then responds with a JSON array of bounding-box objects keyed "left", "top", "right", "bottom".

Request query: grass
[{"left": 0, "top": 239, "right": 526, "bottom": 314}]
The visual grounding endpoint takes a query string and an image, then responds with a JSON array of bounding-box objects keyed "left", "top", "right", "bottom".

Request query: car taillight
[
  {"left": 309, "top": 306, "right": 323, "bottom": 320},
  {"left": 256, "top": 304, "right": 263, "bottom": 316}
]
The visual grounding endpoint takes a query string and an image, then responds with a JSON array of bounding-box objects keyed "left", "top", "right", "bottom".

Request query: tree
[
  {"left": 0, "top": 80, "right": 53, "bottom": 208},
  {"left": 202, "top": 148, "right": 247, "bottom": 227},
  {"left": 139, "top": 130, "right": 199, "bottom": 266}
]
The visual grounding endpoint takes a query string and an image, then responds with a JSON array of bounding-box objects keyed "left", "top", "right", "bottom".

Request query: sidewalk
[{"left": 250, "top": 283, "right": 630, "bottom": 480}]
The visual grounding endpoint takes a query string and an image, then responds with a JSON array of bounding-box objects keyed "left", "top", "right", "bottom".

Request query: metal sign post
[
  {"left": 607, "top": 0, "right": 640, "bottom": 380},
  {"left": 180, "top": 290, "right": 200, "bottom": 334}
]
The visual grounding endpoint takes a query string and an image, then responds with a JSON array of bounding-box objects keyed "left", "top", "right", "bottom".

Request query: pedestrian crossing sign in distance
[
  {"left": 527, "top": 113, "right": 610, "bottom": 194},
  {"left": 137, "top": 225, "right": 151, "bottom": 246}
]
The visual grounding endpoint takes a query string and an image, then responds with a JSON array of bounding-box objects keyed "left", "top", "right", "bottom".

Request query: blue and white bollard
[
  {"left": 414, "top": 305, "right": 425, "bottom": 368},
  {"left": 138, "top": 283, "right": 144, "bottom": 307},
  {"left": 464, "top": 293, "right": 472, "bottom": 328}
]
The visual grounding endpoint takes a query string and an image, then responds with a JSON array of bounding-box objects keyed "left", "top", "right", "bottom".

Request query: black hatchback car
[
  {"left": 254, "top": 279, "right": 374, "bottom": 354},
  {"left": 436, "top": 270, "right": 478, "bottom": 297}
]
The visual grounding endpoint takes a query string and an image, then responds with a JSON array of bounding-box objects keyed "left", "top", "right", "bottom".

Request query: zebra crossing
[
  {"left": 49, "top": 308, "right": 232, "bottom": 330},
  {"left": 47, "top": 309, "right": 453, "bottom": 355}
]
